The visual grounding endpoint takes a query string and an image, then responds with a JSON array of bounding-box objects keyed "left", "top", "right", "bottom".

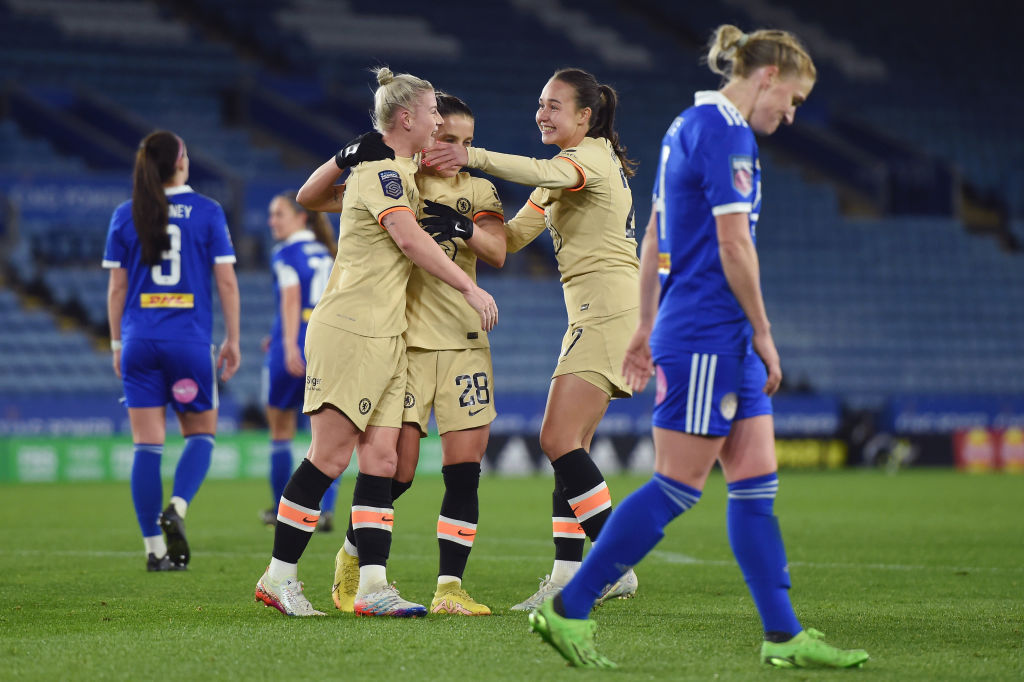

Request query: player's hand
[
  {"left": 284, "top": 343, "right": 306, "bottom": 378},
  {"left": 420, "top": 199, "right": 474, "bottom": 243},
  {"left": 752, "top": 329, "right": 782, "bottom": 396},
  {"left": 422, "top": 141, "right": 469, "bottom": 173},
  {"left": 334, "top": 131, "right": 394, "bottom": 170},
  {"left": 463, "top": 285, "right": 498, "bottom": 332},
  {"left": 112, "top": 349, "right": 121, "bottom": 379},
  {"left": 621, "top": 326, "right": 654, "bottom": 392},
  {"left": 218, "top": 339, "right": 241, "bottom": 381}
]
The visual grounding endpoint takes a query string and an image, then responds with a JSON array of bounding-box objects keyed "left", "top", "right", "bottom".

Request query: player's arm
[
  {"left": 296, "top": 158, "right": 345, "bottom": 213},
  {"left": 383, "top": 209, "right": 498, "bottom": 331},
  {"left": 423, "top": 143, "right": 581, "bottom": 190},
  {"left": 504, "top": 198, "right": 548, "bottom": 253},
  {"left": 279, "top": 283, "right": 305, "bottom": 377},
  {"left": 716, "top": 212, "right": 781, "bottom": 395},
  {"left": 468, "top": 214, "right": 507, "bottom": 268},
  {"left": 297, "top": 132, "right": 396, "bottom": 212},
  {"left": 106, "top": 267, "right": 128, "bottom": 378},
  {"left": 622, "top": 211, "right": 660, "bottom": 392},
  {"left": 214, "top": 262, "right": 241, "bottom": 381}
]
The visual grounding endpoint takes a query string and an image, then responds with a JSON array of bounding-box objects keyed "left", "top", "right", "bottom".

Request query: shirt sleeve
[
  {"left": 359, "top": 160, "right": 416, "bottom": 227},
  {"left": 101, "top": 206, "right": 127, "bottom": 268},
  {"left": 273, "top": 260, "right": 300, "bottom": 288},
  {"left": 472, "top": 178, "right": 504, "bottom": 222},
  {"left": 209, "top": 203, "right": 237, "bottom": 264},
  {"left": 696, "top": 122, "right": 757, "bottom": 216},
  {"left": 467, "top": 147, "right": 581, "bottom": 190},
  {"left": 504, "top": 188, "right": 549, "bottom": 253}
]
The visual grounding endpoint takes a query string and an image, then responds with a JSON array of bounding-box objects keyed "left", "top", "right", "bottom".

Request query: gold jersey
[
  {"left": 477, "top": 137, "right": 639, "bottom": 323},
  {"left": 404, "top": 171, "right": 504, "bottom": 350},
  {"left": 308, "top": 156, "right": 420, "bottom": 337}
]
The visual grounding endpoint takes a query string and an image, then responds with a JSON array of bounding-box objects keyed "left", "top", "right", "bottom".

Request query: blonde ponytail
[{"left": 705, "top": 24, "right": 816, "bottom": 82}]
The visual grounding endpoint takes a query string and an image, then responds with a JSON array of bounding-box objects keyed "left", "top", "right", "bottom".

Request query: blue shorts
[
  {"left": 262, "top": 347, "right": 305, "bottom": 411},
  {"left": 652, "top": 350, "right": 772, "bottom": 436},
  {"left": 121, "top": 339, "right": 218, "bottom": 412}
]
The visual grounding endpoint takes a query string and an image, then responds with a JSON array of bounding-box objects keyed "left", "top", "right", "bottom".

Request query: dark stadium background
[{"left": 1, "top": 0, "right": 1022, "bottom": 481}]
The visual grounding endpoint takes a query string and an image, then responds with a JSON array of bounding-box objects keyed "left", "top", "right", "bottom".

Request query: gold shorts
[
  {"left": 302, "top": 321, "right": 407, "bottom": 430},
  {"left": 552, "top": 309, "right": 637, "bottom": 399},
  {"left": 403, "top": 347, "right": 496, "bottom": 436}
]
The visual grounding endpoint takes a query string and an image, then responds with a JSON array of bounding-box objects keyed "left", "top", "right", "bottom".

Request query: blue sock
[
  {"left": 171, "top": 434, "right": 214, "bottom": 504},
  {"left": 320, "top": 476, "right": 341, "bottom": 513},
  {"left": 727, "top": 472, "right": 802, "bottom": 638},
  {"left": 131, "top": 444, "right": 164, "bottom": 537},
  {"left": 560, "top": 473, "right": 701, "bottom": 618},
  {"left": 269, "top": 439, "right": 293, "bottom": 506}
]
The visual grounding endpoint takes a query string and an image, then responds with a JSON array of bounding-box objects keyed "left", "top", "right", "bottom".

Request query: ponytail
[
  {"left": 705, "top": 24, "right": 816, "bottom": 83},
  {"left": 551, "top": 68, "right": 637, "bottom": 178},
  {"left": 277, "top": 191, "right": 337, "bottom": 258},
  {"left": 132, "top": 131, "right": 181, "bottom": 265}
]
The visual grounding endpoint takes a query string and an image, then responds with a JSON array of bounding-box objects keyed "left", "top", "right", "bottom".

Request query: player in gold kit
[
  {"left": 300, "top": 94, "right": 507, "bottom": 615},
  {"left": 424, "top": 68, "right": 640, "bottom": 610},
  {"left": 254, "top": 67, "right": 498, "bottom": 618}
]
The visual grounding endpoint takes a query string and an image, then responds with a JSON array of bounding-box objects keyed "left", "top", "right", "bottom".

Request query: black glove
[
  {"left": 420, "top": 199, "right": 474, "bottom": 243},
  {"left": 334, "top": 131, "right": 394, "bottom": 170}
]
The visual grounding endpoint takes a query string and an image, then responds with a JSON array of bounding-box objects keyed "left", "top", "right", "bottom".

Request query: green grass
[{"left": 2, "top": 469, "right": 1023, "bottom": 680}]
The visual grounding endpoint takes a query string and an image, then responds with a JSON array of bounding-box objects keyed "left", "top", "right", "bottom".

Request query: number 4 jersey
[{"left": 102, "top": 185, "right": 236, "bottom": 343}]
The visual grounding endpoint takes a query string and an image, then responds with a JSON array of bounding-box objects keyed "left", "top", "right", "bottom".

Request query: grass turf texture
[{"left": 1, "top": 469, "right": 1022, "bottom": 681}]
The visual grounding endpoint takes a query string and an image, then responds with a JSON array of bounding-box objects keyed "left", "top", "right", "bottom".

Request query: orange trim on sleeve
[
  {"left": 558, "top": 156, "right": 587, "bottom": 191},
  {"left": 527, "top": 200, "right": 546, "bottom": 214},
  {"left": 377, "top": 205, "right": 414, "bottom": 229},
  {"left": 473, "top": 210, "right": 505, "bottom": 222}
]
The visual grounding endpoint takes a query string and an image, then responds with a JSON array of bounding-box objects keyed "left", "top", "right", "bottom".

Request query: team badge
[
  {"left": 456, "top": 198, "right": 471, "bottom": 214},
  {"left": 730, "top": 155, "right": 753, "bottom": 196},
  {"left": 358, "top": 398, "right": 372, "bottom": 415},
  {"left": 404, "top": 392, "right": 415, "bottom": 409},
  {"left": 377, "top": 170, "right": 403, "bottom": 199},
  {"left": 720, "top": 392, "right": 738, "bottom": 421}
]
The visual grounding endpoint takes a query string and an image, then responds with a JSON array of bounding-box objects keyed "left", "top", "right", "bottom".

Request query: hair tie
[
  {"left": 736, "top": 33, "right": 750, "bottom": 48},
  {"left": 174, "top": 135, "right": 185, "bottom": 163}
]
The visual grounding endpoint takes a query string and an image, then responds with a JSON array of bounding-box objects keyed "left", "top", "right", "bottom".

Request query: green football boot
[
  {"left": 528, "top": 599, "right": 616, "bottom": 669},
  {"left": 761, "top": 628, "right": 869, "bottom": 668}
]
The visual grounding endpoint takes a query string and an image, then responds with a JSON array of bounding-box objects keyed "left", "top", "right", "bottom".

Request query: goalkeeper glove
[
  {"left": 420, "top": 199, "right": 474, "bottom": 242},
  {"left": 334, "top": 131, "right": 394, "bottom": 170}
]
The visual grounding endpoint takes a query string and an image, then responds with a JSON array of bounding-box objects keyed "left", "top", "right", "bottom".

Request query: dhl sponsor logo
[
  {"left": 302, "top": 308, "right": 314, "bottom": 322},
  {"left": 140, "top": 293, "right": 194, "bottom": 308},
  {"left": 658, "top": 252, "right": 671, "bottom": 274}
]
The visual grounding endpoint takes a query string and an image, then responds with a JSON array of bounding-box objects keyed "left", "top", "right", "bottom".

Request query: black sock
[
  {"left": 345, "top": 478, "right": 413, "bottom": 552},
  {"left": 272, "top": 459, "right": 334, "bottom": 564},
  {"left": 552, "top": 448, "right": 612, "bottom": 541},
  {"left": 351, "top": 472, "right": 393, "bottom": 567},
  {"left": 437, "top": 462, "right": 480, "bottom": 579},
  {"left": 552, "top": 479, "right": 585, "bottom": 563}
]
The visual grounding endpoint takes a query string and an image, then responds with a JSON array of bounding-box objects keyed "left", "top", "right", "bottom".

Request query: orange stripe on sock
[
  {"left": 571, "top": 486, "right": 612, "bottom": 519},
  {"left": 278, "top": 501, "right": 319, "bottom": 529},
  {"left": 351, "top": 509, "right": 394, "bottom": 528},
  {"left": 552, "top": 520, "right": 585, "bottom": 536},
  {"left": 437, "top": 519, "right": 476, "bottom": 541}
]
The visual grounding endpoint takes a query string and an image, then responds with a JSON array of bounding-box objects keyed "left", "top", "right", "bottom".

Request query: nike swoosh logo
[
  {"left": 468, "top": 407, "right": 485, "bottom": 416},
  {"left": 381, "top": 516, "right": 394, "bottom": 523},
  {"left": 457, "top": 530, "right": 476, "bottom": 537},
  {"left": 571, "top": 506, "right": 581, "bottom": 514},
  {"left": 302, "top": 516, "right": 317, "bottom": 524}
]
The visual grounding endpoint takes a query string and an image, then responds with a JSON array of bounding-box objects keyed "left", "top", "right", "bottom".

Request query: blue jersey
[
  {"left": 102, "top": 185, "right": 236, "bottom": 343},
  {"left": 268, "top": 230, "right": 333, "bottom": 357},
  {"left": 649, "top": 90, "right": 762, "bottom": 357}
]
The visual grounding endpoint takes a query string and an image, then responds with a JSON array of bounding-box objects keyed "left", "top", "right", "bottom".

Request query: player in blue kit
[
  {"left": 529, "top": 26, "right": 869, "bottom": 669},
  {"left": 104, "top": 130, "right": 241, "bottom": 571},
  {"left": 261, "top": 191, "right": 341, "bottom": 530}
]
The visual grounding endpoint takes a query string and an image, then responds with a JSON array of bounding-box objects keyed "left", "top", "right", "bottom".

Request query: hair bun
[{"left": 375, "top": 67, "right": 394, "bottom": 86}]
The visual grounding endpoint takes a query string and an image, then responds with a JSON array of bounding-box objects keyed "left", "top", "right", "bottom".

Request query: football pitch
[{"left": 2, "top": 469, "right": 1022, "bottom": 681}]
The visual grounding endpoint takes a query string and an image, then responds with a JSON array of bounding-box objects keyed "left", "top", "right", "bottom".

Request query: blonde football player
[
  {"left": 423, "top": 68, "right": 640, "bottom": 610},
  {"left": 254, "top": 67, "right": 498, "bottom": 618},
  {"left": 300, "top": 94, "right": 507, "bottom": 615}
]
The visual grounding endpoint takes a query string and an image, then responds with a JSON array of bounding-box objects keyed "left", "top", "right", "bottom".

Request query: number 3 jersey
[
  {"left": 650, "top": 90, "right": 762, "bottom": 357},
  {"left": 102, "top": 185, "right": 236, "bottom": 343},
  {"left": 405, "top": 171, "right": 503, "bottom": 351},
  {"left": 269, "top": 229, "right": 332, "bottom": 356}
]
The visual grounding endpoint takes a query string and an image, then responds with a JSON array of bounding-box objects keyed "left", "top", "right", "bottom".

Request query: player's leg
[
  {"left": 431, "top": 424, "right": 490, "bottom": 615},
  {"left": 264, "top": 405, "right": 297, "bottom": 525},
  {"left": 511, "top": 373, "right": 611, "bottom": 611}
]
